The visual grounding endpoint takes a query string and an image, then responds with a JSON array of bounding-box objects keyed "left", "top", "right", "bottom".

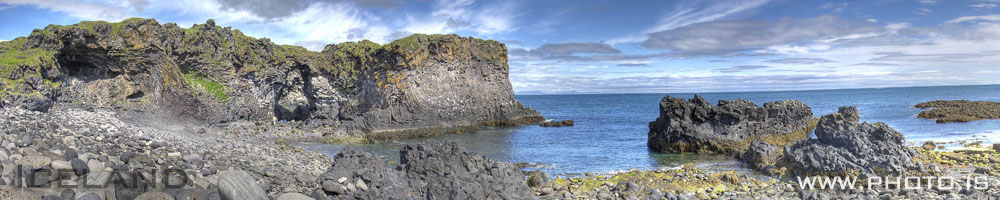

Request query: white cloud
[
  {"left": 918, "top": 0, "right": 937, "bottom": 5},
  {"left": 866, "top": 18, "right": 878, "bottom": 23},
  {"left": 607, "top": 0, "right": 770, "bottom": 44},
  {"left": 970, "top": 3, "right": 999, "bottom": 9},
  {"left": 947, "top": 15, "right": 1000, "bottom": 23},
  {"left": 402, "top": 0, "right": 519, "bottom": 36},
  {"left": 0, "top": 0, "right": 133, "bottom": 21}
]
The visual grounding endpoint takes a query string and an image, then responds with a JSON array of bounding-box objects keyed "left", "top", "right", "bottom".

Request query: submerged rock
[
  {"left": 317, "top": 141, "right": 533, "bottom": 199},
  {"left": 781, "top": 107, "right": 922, "bottom": 177},
  {"left": 647, "top": 94, "right": 814, "bottom": 155},
  {"left": 539, "top": 120, "right": 574, "bottom": 127}
]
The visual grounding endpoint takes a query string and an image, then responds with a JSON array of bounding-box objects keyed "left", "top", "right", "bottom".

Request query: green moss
[
  {"left": 0, "top": 38, "right": 57, "bottom": 72},
  {"left": 182, "top": 72, "right": 232, "bottom": 102}
]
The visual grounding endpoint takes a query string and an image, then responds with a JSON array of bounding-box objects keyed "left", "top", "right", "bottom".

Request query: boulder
[
  {"left": 739, "top": 140, "right": 783, "bottom": 175},
  {"left": 217, "top": 170, "right": 268, "bottom": 200},
  {"left": 647, "top": 94, "right": 814, "bottom": 155},
  {"left": 317, "top": 141, "right": 533, "bottom": 199},
  {"left": 781, "top": 107, "right": 922, "bottom": 178}
]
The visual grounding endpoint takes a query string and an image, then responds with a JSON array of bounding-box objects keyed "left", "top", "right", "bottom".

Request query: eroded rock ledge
[
  {"left": 916, "top": 100, "right": 1000, "bottom": 123},
  {"left": 0, "top": 18, "right": 542, "bottom": 141},
  {"left": 647, "top": 94, "right": 814, "bottom": 155}
]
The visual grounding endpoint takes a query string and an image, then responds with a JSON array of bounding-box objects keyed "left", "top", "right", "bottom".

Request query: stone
[
  {"left": 539, "top": 120, "right": 574, "bottom": 127},
  {"left": 739, "top": 140, "right": 782, "bottom": 174},
  {"left": 183, "top": 154, "right": 203, "bottom": 165},
  {"left": 76, "top": 192, "right": 101, "bottom": 200},
  {"left": 322, "top": 180, "right": 344, "bottom": 194},
  {"left": 71, "top": 158, "right": 89, "bottom": 176},
  {"left": 217, "top": 170, "right": 268, "bottom": 200},
  {"left": 134, "top": 192, "right": 175, "bottom": 200},
  {"left": 62, "top": 149, "right": 78, "bottom": 161},
  {"left": 782, "top": 107, "right": 921, "bottom": 178},
  {"left": 17, "top": 155, "right": 52, "bottom": 168},
  {"left": 355, "top": 179, "right": 368, "bottom": 191},
  {"left": 994, "top": 143, "right": 1000, "bottom": 152},
  {"left": 647, "top": 94, "right": 814, "bottom": 155},
  {"left": 317, "top": 141, "right": 533, "bottom": 199},
  {"left": 276, "top": 193, "right": 314, "bottom": 200},
  {"left": 527, "top": 170, "right": 551, "bottom": 187},
  {"left": 51, "top": 160, "right": 72, "bottom": 171},
  {"left": 87, "top": 160, "right": 104, "bottom": 172},
  {"left": 922, "top": 141, "right": 937, "bottom": 151},
  {"left": 337, "top": 177, "right": 348, "bottom": 183}
]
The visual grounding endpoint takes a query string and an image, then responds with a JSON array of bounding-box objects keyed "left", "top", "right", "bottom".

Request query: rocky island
[
  {"left": 647, "top": 95, "right": 816, "bottom": 155},
  {"left": 916, "top": 100, "right": 1000, "bottom": 123}
]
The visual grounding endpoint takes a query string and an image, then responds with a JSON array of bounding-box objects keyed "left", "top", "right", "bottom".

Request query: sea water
[{"left": 298, "top": 84, "right": 1000, "bottom": 175}]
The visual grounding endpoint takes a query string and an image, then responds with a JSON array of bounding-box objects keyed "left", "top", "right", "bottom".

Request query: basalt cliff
[{"left": 0, "top": 18, "right": 542, "bottom": 140}]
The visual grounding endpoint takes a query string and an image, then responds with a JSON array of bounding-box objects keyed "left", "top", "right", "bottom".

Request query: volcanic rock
[
  {"left": 647, "top": 94, "right": 814, "bottom": 155},
  {"left": 781, "top": 107, "right": 922, "bottom": 177}
]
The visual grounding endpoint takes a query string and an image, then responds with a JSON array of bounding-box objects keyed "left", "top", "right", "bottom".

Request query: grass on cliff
[
  {"left": 182, "top": 72, "right": 232, "bottom": 102},
  {"left": 0, "top": 38, "right": 57, "bottom": 75}
]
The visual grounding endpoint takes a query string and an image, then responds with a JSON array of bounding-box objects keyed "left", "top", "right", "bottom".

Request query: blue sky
[{"left": 1, "top": 0, "right": 999, "bottom": 94}]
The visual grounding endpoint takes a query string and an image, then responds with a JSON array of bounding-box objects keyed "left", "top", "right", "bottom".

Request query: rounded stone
[
  {"left": 276, "top": 193, "right": 313, "bottom": 200},
  {"left": 134, "top": 192, "right": 176, "bottom": 200},
  {"left": 217, "top": 170, "right": 268, "bottom": 200},
  {"left": 71, "top": 158, "right": 89, "bottom": 176}
]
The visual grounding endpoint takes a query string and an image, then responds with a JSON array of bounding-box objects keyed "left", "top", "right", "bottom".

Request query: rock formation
[
  {"left": 781, "top": 107, "right": 923, "bottom": 177},
  {"left": 915, "top": 100, "right": 1000, "bottom": 123},
  {"left": 316, "top": 141, "right": 533, "bottom": 199},
  {"left": 539, "top": 120, "right": 573, "bottom": 127},
  {"left": 0, "top": 18, "right": 541, "bottom": 140},
  {"left": 647, "top": 94, "right": 814, "bottom": 155}
]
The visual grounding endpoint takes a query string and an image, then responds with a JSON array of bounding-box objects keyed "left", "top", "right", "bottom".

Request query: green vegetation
[
  {"left": 182, "top": 72, "right": 232, "bottom": 102},
  {"left": 0, "top": 38, "right": 57, "bottom": 75}
]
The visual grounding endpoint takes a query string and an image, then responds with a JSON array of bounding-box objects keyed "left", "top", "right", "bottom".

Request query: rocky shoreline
[
  {"left": 916, "top": 100, "right": 1000, "bottom": 123},
  {"left": 2, "top": 104, "right": 1000, "bottom": 199}
]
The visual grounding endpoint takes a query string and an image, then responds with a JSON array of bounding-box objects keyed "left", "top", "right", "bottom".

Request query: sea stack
[{"left": 647, "top": 94, "right": 814, "bottom": 155}]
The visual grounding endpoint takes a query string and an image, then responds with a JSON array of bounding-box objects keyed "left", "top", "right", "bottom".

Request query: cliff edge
[{"left": 0, "top": 18, "right": 542, "bottom": 140}]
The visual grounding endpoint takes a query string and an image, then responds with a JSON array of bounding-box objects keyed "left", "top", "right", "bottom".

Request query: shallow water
[{"left": 297, "top": 84, "right": 1000, "bottom": 175}]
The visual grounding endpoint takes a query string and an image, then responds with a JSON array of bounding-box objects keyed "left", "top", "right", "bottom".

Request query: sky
[{"left": 0, "top": 0, "right": 998, "bottom": 94}]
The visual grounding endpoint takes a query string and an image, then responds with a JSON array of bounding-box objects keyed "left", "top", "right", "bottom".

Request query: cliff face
[{"left": 0, "top": 18, "right": 541, "bottom": 138}]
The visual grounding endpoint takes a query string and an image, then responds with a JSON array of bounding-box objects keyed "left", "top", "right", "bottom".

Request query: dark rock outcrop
[
  {"left": 781, "top": 107, "right": 923, "bottom": 178},
  {"left": 0, "top": 18, "right": 541, "bottom": 139},
  {"left": 539, "top": 120, "right": 573, "bottom": 127},
  {"left": 317, "top": 141, "right": 533, "bottom": 199},
  {"left": 647, "top": 94, "right": 814, "bottom": 155}
]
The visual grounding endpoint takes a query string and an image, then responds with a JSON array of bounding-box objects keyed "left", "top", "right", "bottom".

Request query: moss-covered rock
[{"left": 915, "top": 100, "right": 1000, "bottom": 123}]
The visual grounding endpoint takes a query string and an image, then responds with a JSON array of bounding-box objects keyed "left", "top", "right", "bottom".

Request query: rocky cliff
[
  {"left": 647, "top": 95, "right": 815, "bottom": 155},
  {"left": 0, "top": 18, "right": 541, "bottom": 140}
]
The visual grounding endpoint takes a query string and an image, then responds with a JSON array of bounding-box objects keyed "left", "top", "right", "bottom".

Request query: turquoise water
[{"left": 298, "top": 84, "right": 1000, "bottom": 175}]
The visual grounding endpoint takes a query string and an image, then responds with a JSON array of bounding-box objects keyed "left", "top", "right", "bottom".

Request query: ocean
[{"left": 297, "top": 84, "right": 1000, "bottom": 176}]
